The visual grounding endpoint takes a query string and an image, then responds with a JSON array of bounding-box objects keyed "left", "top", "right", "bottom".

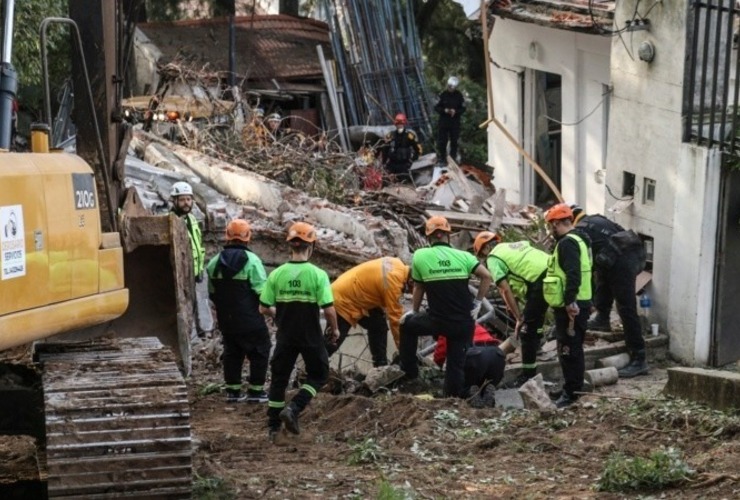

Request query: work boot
[
  {"left": 480, "top": 384, "right": 496, "bottom": 408},
  {"left": 279, "top": 403, "right": 300, "bottom": 435},
  {"left": 555, "top": 391, "right": 578, "bottom": 409},
  {"left": 246, "top": 390, "right": 269, "bottom": 404},
  {"left": 618, "top": 350, "right": 649, "bottom": 378},
  {"left": 587, "top": 313, "right": 611, "bottom": 332},
  {"left": 268, "top": 426, "right": 280, "bottom": 444},
  {"left": 225, "top": 391, "right": 247, "bottom": 403}
]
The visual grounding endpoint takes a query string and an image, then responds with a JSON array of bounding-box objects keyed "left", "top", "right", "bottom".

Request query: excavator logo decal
[{"left": 0, "top": 205, "right": 25, "bottom": 279}]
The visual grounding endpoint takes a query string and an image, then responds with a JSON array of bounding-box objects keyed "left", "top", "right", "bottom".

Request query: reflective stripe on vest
[{"left": 547, "top": 233, "right": 592, "bottom": 301}]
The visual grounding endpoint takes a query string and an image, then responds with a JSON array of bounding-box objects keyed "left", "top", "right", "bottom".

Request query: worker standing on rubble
[
  {"left": 435, "top": 76, "right": 465, "bottom": 164},
  {"left": 473, "top": 231, "right": 550, "bottom": 388},
  {"left": 543, "top": 204, "right": 592, "bottom": 408},
  {"left": 325, "top": 257, "right": 411, "bottom": 367},
  {"left": 571, "top": 205, "right": 648, "bottom": 378},
  {"left": 170, "top": 181, "right": 205, "bottom": 280},
  {"left": 399, "top": 216, "right": 492, "bottom": 398},
  {"left": 381, "top": 113, "right": 421, "bottom": 184},
  {"left": 259, "top": 222, "right": 340, "bottom": 441},
  {"left": 207, "top": 219, "right": 271, "bottom": 403}
]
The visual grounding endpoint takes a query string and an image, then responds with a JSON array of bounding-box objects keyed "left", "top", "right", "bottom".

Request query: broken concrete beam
[
  {"left": 584, "top": 367, "right": 618, "bottom": 387},
  {"left": 663, "top": 367, "right": 740, "bottom": 411},
  {"left": 133, "top": 129, "right": 411, "bottom": 263},
  {"left": 596, "top": 353, "right": 631, "bottom": 370}
]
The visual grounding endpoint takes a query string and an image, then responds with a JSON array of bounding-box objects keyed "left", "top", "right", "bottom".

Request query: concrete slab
[
  {"left": 663, "top": 367, "right": 740, "bottom": 411},
  {"left": 494, "top": 388, "right": 524, "bottom": 410}
]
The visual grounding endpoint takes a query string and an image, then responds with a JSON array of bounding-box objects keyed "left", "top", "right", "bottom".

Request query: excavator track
[{"left": 36, "top": 337, "right": 192, "bottom": 499}]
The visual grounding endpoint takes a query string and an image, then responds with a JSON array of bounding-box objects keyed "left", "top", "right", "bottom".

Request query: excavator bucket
[{"left": 115, "top": 188, "right": 195, "bottom": 376}]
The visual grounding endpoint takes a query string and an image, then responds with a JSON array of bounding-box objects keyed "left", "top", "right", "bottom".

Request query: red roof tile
[{"left": 139, "top": 15, "right": 332, "bottom": 83}]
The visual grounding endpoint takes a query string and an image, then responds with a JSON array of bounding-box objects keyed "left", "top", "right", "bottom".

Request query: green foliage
[
  {"left": 348, "top": 438, "right": 385, "bottom": 465},
  {"left": 596, "top": 447, "right": 695, "bottom": 492},
  {"left": 626, "top": 397, "right": 740, "bottom": 438},
  {"left": 193, "top": 474, "right": 235, "bottom": 499},
  {"left": 4, "top": 0, "right": 68, "bottom": 115},
  {"left": 197, "top": 382, "right": 225, "bottom": 397},
  {"left": 376, "top": 479, "right": 414, "bottom": 500}
]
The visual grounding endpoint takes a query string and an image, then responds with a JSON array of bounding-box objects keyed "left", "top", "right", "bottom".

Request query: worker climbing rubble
[{"left": 381, "top": 113, "right": 421, "bottom": 184}]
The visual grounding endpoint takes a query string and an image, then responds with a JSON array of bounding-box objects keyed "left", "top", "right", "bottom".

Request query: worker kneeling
[{"left": 433, "top": 323, "right": 505, "bottom": 408}]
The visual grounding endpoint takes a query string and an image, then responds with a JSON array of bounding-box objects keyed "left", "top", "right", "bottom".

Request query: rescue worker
[
  {"left": 207, "top": 219, "right": 270, "bottom": 403},
  {"left": 259, "top": 222, "right": 340, "bottom": 441},
  {"left": 434, "top": 76, "right": 465, "bottom": 164},
  {"left": 473, "top": 231, "right": 550, "bottom": 387},
  {"left": 571, "top": 205, "right": 648, "bottom": 378},
  {"left": 243, "top": 107, "right": 268, "bottom": 145},
  {"left": 399, "top": 216, "right": 492, "bottom": 398},
  {"left": 543, "top": 204, "right": 592, "bottom": 408},
  {"left": 326, "top": 257, "right": 411, "bottom": 367},
  {"left": 433, "top": 323, "right": 498, "bottom": 368},
  {"left": 266, "top": 112, "right": 285, "bottom": 141},
  {"left": 381, "top": 113, "right": 422, "bottom": 184},
  {"left": 170, "top": 181, "right": 205, "bottom": 280},
  {"left": 464, "top": 345, "right": 506, "bottom": 408}
]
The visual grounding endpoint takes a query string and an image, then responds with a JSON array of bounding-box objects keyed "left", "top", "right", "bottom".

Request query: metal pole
[
  {"left": 0, "top": 0, "right": 17, "bottom": 149},
  {"left": 228, "top": 15, "right": 236, "bottom": 88}
]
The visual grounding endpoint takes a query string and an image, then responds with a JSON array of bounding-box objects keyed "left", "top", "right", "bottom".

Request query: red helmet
[
  {"left": 544, "top": 203, "right": 574, "bottom": 223},
  {"left": 473, "top": 231, "right": 501, "bottom": 256},
  {"left": 286, "top": 222, "right": 317, "bottom": 243},
  {"left": 394, "top": 113, "right": 407, "bottom": 125},
  {"left": 225, "top": 219, "right": 252, "bottom": 243}
]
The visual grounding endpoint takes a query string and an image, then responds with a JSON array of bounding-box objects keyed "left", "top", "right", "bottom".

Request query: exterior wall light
[{"left": 638, "top": 41, "right": 656, "bottom": 63}]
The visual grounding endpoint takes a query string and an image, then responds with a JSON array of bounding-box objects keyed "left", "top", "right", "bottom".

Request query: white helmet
[
  {"left": 267, "top": 112, "right": 281, "bottom": 121},
  {"left": 447, "top": 76, "right": 460, "bottom": 88},
  {"left": 170, "top": 181, "right": 193, "bottom": 197}
]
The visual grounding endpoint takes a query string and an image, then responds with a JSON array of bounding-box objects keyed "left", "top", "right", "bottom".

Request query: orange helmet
[
  {"left": 225, "top": 219, "right": 252, "bottom": 243},
  {"left": 473, "top": 231, "right": 501, "bottom": 256},
  {"left": 286, "top": 222, "right": 317, "bottom": 243},
  {"left": 425, "top": 216, "right": 451, "bottom": 236},
  {"left": 544, "top": 203, "right": 574, "bottom": 223},
  {"left": 394, "top": 113, "right": 407, "bottom": 125}
]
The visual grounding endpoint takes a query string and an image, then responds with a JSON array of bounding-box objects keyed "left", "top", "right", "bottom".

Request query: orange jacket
[
  {"left": 331, "top": 257, "right": 409, "bottom": 347},
  {"left": 433, "top": 324, "right": 499, "bottom": 367}
]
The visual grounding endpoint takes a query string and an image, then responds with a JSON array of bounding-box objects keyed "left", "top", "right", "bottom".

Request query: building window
[
  {"left": 622, "top": 171, "right": 636, "bottom": 197},
  {"left": 643, "top": 177, "right": 656, "bottom": 205}
]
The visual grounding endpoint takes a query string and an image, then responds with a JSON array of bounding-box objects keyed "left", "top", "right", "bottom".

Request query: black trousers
[
  {"left": 267, "top": 341, "right": 329, "bottom": 428},
  {"left": 385, "top": 161, "right": 413, "bottom": 184},
  {"left": 553, "top": 301, "right": 590, "bottom": 397},
  {"left": 326, "top": 308, "right": 389, "bottom": 367},
  {"left": 399, "top": 311, "right": 473, "bottom": 398},
  {"left": 437, "top": 119, "right": 461, "bottom": 159},
  {"left": 593, "top": 252, "right": 645, "bottom": 353},
  {"left": 520, "top": 279, "right": 549, "bottom": 375},
  {"left": 464, "top": 345, "right": 506, "bottom": 390},
  {"left": 221, "top": 327, "right": 271, "bottom": 392}
]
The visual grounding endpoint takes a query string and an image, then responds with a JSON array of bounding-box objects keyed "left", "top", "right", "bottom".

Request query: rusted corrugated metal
[
  {"left": 490, "top": 0, "right": 615, "bottom": 33},
  {"left": 139, "top": 15, "right": 332, "bottom": 82}
]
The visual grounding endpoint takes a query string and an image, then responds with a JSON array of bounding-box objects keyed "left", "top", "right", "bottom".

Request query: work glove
[{"left": 471, "top": 299, "right": 482, "bottom": 320}]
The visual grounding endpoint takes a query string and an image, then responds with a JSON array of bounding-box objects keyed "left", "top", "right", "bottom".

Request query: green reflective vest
[
  {"left": 487, "top": 241, "right": 549, "bottom": 298},
  {"left": 544, "top": 233, "right": 592, "bottom": 307},
  {"left": 185, "top": 213, "right": 205, "bottom": 277}
]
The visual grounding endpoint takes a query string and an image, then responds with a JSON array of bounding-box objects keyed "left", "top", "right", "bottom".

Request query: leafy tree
[{"left": 2, "top": 0, "right": 68, "bottom": 117}]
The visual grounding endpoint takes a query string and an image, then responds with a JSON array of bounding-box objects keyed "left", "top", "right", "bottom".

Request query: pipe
[{"left": 0, "top": 0, "right": 17, "bottom": 149}]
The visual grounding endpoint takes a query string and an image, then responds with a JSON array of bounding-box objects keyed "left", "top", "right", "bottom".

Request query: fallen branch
[{"left": 690, "top": 472, "right": 739, "bottom": 489}]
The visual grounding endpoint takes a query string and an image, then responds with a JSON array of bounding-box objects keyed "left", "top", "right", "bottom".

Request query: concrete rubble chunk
[
  {"left": 518, "top": 374, "right": 556, "bottom": 410},
  {"left": 363, "top": 365, "right": 405, "bottom": 393},
  {"left": 663, "top": 367, "right": 740, "bottom": 411}
]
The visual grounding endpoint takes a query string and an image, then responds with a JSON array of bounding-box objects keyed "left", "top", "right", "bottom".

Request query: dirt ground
[{"left": 190, "top": 359, "right": 740, "bottom": 499}]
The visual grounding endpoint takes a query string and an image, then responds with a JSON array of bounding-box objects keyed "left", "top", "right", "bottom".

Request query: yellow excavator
[{"left": 0, "top": 1, "right": 193, "bottom": 497}]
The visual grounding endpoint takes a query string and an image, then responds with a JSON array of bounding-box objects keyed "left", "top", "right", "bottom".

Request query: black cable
[{"left": 589, "top": 0, "right": 642, "bottom": 37}]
